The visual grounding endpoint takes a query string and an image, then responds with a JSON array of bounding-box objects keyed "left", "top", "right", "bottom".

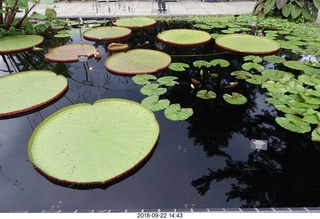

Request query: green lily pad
[
  {"left": 262, "top": 80, "right": 287, "bottom": 93},
  {"left": 157, "top": 76, "right": 179, "bottom": 86},
  {"left": 246, "top": 75, "right": 266, "bottom": 85},
  {"left": 141, "top": 96, "right": 170, "bottom": 112},
  {"left": 157, "top": 29, "right": 212, "bottom": 47},
  {"left": 285, "top": 79, "right": 305, "bottom": 94},
  {"left": 83, "top": 26, "right": 132, "bottom": 41},
  {"left": 164, "top": 104, "right": 193, "bottom": 121},
  {"left": 0, "top": 70, "right": 68, "bottom": 118},
  {"left": 215, "top": 34, "right": 280, "bottom": 55},
  {"left": 242, "top": 62, "right": 265, "bottom": 72},
  {"left": 298, "top": 74, "right": 320, "bottom": 86},
  {"left": 311, "top": 127, "right": 320, "bottom": 142},
  {"left": 283, "top": 60, "right": 317, "bottom": 72},
  {"left": 243, "top": 55, "right": 263, "bottom": 63},
  {"left": 28, "top": 98, "right": 159, "bottom": 187},
  {"left": 263, "top": 55, "right": 286, "bottom": 63},
  {"left": 113, "top": 17, "right": 156, "bottom": 29},
  {"left": 169, "top": 62, "right": 190, "bottom": 72},
  {"left": 196, "top": 90, "right": 217, "bottom": 100},
  {"left": 193, "top": 60, "right": 211, "bottom": 68},
  {"left": 261, "top": 69, "right": 294, "bottom": 83},
  {"left": 140, "top": 83, "right": 167, "bottom": 96},
  {"left": 302, "top": 113, "right": 320, "bottom": 124},
  {"left": 45, "top": 44, "right": 97, "bottom": 63},
  {"left": 132, "top": 74, "right": 157, "bottom": 85},
  {"left": 0, "top": 35, "right": 44, "bottom": 54},
  {"left": 223, "top": 92, "right": 247, "bottom": 105},
  {"left": 210, "top": 59, "right": 230, "bottom": 67},
  {"left": 105, "top": 49, "right": 171, "bottom": 75},
  {"left": 276, "top": 114, "right": 311, "bottom": 134},
  {"left": 231, "top": 70, "right": 252, "bottom": 80}
]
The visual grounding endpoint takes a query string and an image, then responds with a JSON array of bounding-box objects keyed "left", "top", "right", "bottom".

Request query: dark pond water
[{"left": 1, "top": 20, "right": 320, "bottom": 212}]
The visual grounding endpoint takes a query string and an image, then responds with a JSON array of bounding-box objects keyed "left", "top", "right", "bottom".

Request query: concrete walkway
[{"left": 32, "top": 0, "right": 257, "bottom": 18}]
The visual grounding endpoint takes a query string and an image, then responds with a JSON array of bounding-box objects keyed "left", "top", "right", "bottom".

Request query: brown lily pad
[{"left": 45, "top": 44, "right": 97, "bottom": 63}]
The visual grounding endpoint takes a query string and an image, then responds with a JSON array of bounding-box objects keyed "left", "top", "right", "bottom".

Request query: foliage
[{"left": 253, "top": 0, "right": 320, "bottom": 22}]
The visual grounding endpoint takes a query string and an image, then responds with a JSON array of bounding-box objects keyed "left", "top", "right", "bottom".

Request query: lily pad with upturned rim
[
  {"left": 0, "top": 35, "right": 44, "bottom": 55},
  {"left": 113, "top": 17, "right": 156, "bottom": 30},
  {"left": 28, "top": 98, "right": 159, "bottom": 187},
  {"left": 157, "top": 29, "right": 212, "bottom": 47},
  {"left": 83, "top": 26, "right": 132, "bottom": 42},
  {"left": 215, "top": 34, "right": 280, "bottom": 55},
  {"left": 104, "top": 49, "right": 171, "bottom": 75},
  {"left": 45, "top": 44, "right": 97, "bottom": 63},
  {"left": 0, "top": 70, "right": 68, "bottom": 119}
]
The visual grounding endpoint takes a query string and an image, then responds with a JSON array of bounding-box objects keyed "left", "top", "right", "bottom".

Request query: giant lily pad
[
  {"left": 105, "top": 49, "right": 171, "bottom": 75},
  {"left": 0, "top": 35, "right": 44, "bottom": 54},
  {"left": 215, "top": 34, "right": 280, "bottom": 55},
  {"left": 0, "top": 70, "right": 68, "bottom": 118},
  {"left": 45, "top": 44, "right": 97, "bottom": 63},
  {"left": 28, "top": 98, "right": 159, "bottom": 187},
  {"left": 83, "top": 26, "right": 132, "bottom": 42},
  {"left": 157, "top": 29, "right": 212, "bottom": 47},
  {"left": 113, "top": 17, "right": 156, "bottom": 30}
]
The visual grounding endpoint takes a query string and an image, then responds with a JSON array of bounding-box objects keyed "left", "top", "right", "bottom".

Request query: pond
[{"left": 1, "top": 16, "right": 320, "bottom": 212}]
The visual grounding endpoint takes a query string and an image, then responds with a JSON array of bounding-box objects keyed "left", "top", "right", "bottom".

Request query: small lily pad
[
  {"left": 164, "top": 104, "right": 193, "bottom": 121},
  {"left": 298, "top": 74, "right": 320, "bottom": 86},
  {"left": 243, "top": 55, "right": 263, "bottom": 63},
  {"left": 242, "top": 62, "right": 264, "bottom": 72},
  {"left": 141, "top": 96, "right": 170, "bottom": 112},
  {"left": 132, "top": 74, "right": 157, "bottom": 85},
  {"left": 196, "top": 90, "right": 217, "bottom": 100},
  {"left": 169, "top": 63, "right": 190, "bottom": 72},
  {"left": 246, "top": 75, "right": 266, "bottom": 85},
  {"left": 276, "top": 114, "right": 311, "bottom": 134},
  {"left": 157, "top": 76, "right": 179, "bottom": 86},
  {"left": 210, "top": 59, "right": 230, "bottom": 67},
  {"left": 223, "top": 92, "right": 247, "bottom": 105},
  {"left": 261, "top": 69, "right": 294, "bottom": 83},
  {"left": 193, "top": 60, "right": 211, "bottom": 68},
  {"left": 311, "top": 127, "right": 320, "bottom": 142},
  {"left": 140, "top": 84, "right": 167, "bottom": 96},
  {"left": 231, "top": 71, "right": 252, "bottom": 80},
  {"left": 263, "top": 55, "right": 286, "bottom": 63}
]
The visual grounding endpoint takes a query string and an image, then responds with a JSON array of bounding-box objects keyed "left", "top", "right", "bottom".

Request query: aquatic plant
[
  {"left": 0, "top": 70, "right": 68, "bottom": 118},
  {"left": 28, "top": 98, "right": 159, "bottom": 187}
]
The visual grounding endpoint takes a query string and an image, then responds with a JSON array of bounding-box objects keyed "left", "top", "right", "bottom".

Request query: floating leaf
[
  {"left": 196, "top": 90, "right": 217, "bottom": 100},
  {"left": 262, "top": 80, "right": 287, "bottom": 93},
  {"left": 141, "top": 96, "right": 170, "bottom": 112},
  {"left": 28, "top": 98, "right": 159, "bottom": 187},
  {"left": 193, "top": 60, "right": 211, "bottom": 68},
  {"left": 285, "top": 79, "right": 305, "bottom": 94},
  {"left": 210, "top": 59, "right": 230, "bottom": 67},
  {"left": 243, "top": 55, "right": 263, "bottom": 63},
  {"left": 302, "top": 114, "right": 320, "bottom": 124},
  {"left": 261, "top": 69, "right": 294, "bottom": 83},
  {"left": 169, "top": 62, "right": 190, "bottom": 72},
  {"left": 231, "top": 70, "right": 252, "bottom": 80},
  {"left": 83, "top": 26, "right": 132, "bottom": 41},
  {"left": 276, "top": 114, "right": 311, "bottom": 133},
  {"left": 242, "top": 62, "right": 264, "bottom": 72},
  {"left": 215, "top": 34, "right": 280, "bottom": 55},
  {"left": 164, "top": 104, "right": 193, "bottom": 121},
  {"left": 246, "top": 75, "right": 266, "bottom": 84},
  {"left": 140, "top": 84, "right": 167, "bottom": 96},
  {"left": 157, "top": 29, "right": 211, "bottom": 47},
  {"left": 132, "top": 74, "right": 157, "bottom": 85},
  {"left": 157, "top": 76, "right": 179, "bottom": 86},
  {"left": 263, "top": 55, "right": 286, "bottom": 63},
  {"left": 0, "top": 70, "right": 68, "bottom": 118},
  {"left": 0, "top": 35, "right": 44, "bottom": 54},
  {"left": 312, "top": 127, "right": 320, "bottom": 142},
  {"left": 298, "top": 74, "right": 320, "bottom": 86},
  {"left": 105, "top": 49, "right": 171, "bottom": 75},
  {"left": 223, "top": 92, "right": 247, "bottom": 105},
  {"left": 113, "top": 17, "right": 156, "bottom": 29},
  {"left": 283, "top": 60, "right": 317, "bottom": 72},
  {"left": 45, "top": 44, "right": 97, "bottom": 63}
]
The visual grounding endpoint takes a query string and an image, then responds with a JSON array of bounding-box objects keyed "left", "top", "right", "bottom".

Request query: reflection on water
[{"left": 1, "top": 20, "right": 320, "bottom": 211}]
